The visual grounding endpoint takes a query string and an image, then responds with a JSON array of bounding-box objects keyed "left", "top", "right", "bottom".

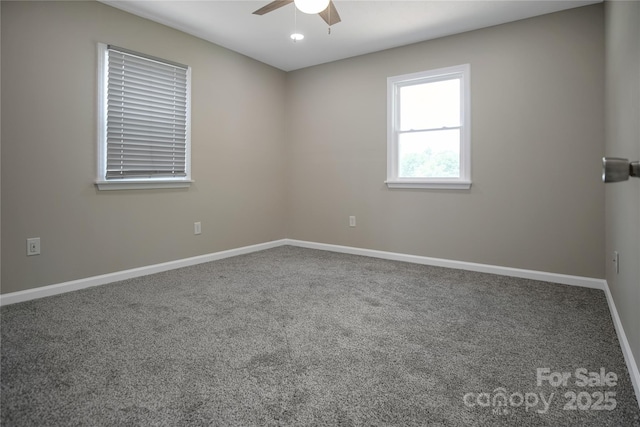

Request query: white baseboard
[
  {"left": 1, "top": 238, "right": 636, "bottom": 406},
  {"left": 603, "top": 281, "right": 640, "bottom": 409},
  {"left": 285, "top": 239, "right": 639, "bottom": 408},
  {"left": 284, "top": 239, "right": 606, "bottom": 290},
  {"left": 1, "top": 238, "right": 606, "bottom": 305},
  {"left": 0, "top": 239, "right": 287, "bottom": 306}
]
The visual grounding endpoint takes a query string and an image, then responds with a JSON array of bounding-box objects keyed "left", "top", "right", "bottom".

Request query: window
[
  {"left": 97, "top": 44, "right": 191, "bottom": 190},
  {"left": 386, "top": 64, "right": 470, "bottom": 189}
]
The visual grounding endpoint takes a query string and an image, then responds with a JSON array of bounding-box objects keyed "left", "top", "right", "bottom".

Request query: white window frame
[
  {"left": 96, "top": 43, "right": 192, "bottom": 190},
  {"left": 386, "top": 64, "right": 471, "bottom": 190}
]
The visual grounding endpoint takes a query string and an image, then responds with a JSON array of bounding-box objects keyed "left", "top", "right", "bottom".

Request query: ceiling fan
[{"left": 253, "top": 0, "right": 341, "bottom": 26}]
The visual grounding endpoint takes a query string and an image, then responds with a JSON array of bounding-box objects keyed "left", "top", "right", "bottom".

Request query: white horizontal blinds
[{"left": 106, "top": 46, "right": 188, "bottom": 179}]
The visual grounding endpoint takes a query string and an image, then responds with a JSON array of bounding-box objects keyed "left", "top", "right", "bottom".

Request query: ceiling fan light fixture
[{"left": 294, "top": 0, "right": 330, "bottom": 15}]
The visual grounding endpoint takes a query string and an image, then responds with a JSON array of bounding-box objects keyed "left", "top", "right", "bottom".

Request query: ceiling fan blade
[
  {"left": 318, "top": 1, "right": 341, "bottom": 26},
  {"left": 252, "top": 0, "right": 294, "bottom": 16}
]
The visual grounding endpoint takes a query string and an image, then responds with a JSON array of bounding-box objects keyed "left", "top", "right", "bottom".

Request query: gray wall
[
  {"left": 2, "top": 3, "right": 606, "bottom": 295},
  {"left": 1, "top": 1, "right": 288, "bottom": 293},
  {"left": 286, "top": 5, "right": 605, "bottom": 278},
  {"left": 605, "top": 0, "right": 640, "bottom": 380}
]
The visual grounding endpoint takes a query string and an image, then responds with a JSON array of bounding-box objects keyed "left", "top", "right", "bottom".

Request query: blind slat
[
  {"left": 107, "top": 134, "right": 186, "bottom": 145},
  {"left": 108, "top": 84, "right": 187, "bottom": 104},
  {"left": 106, "top": 161, "right": 186, "bottom": 168},
  {"left": 107, "top": 76, "right": 187, "bottom": 98},
  {"left": 108, "top": 67, "right": 187, "bottom": 91},
  {"left": 107, "top": 111, "right": 187, "bottom": 125},
  {"left": 108, "top": 50, "right": 187, "bottom": 73},
  {"left": 107, "top": 155, "right": 186, "bottom": 162},
  {"left": 107, "top": 119, "right": 186, "bottom": 132},
  {"left": 107, "top": 107, "right": 187, "bottom": 123},
  {"left": 108, "top": 99, "right": 187, "bottom": 115},
  {"left": 107, "top": 148, "right": 186, "bottom": 157}
]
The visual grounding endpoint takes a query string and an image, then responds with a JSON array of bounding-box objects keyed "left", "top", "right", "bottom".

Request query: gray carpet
[{"left": 1, "top": 245, "right": 639, "bottom": 426}]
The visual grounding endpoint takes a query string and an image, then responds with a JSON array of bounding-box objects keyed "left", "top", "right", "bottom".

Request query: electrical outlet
[
  {"left": 27, "top": 238, "right": 41, "bottom": 256},
  {"left": 194, "top": 222, "right": 202, "bottom": 235},
  {"left": 349, "top": 216, "right": 356, "bottom": 227},
  {"left": 613, "top": 251, "right": 619, "bottom": 274}
]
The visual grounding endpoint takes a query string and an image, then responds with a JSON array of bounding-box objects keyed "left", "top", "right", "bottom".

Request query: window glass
[
  {"left": 398, "top": 129, "right": 460, "bottom": 178},
  {"left": 399, "top": 79, "right": 460, "bottom": 131}
]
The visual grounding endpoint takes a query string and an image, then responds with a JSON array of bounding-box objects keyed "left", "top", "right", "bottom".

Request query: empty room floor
[{"left": 1, "top": 246, "right": 639, "bottom": 426}]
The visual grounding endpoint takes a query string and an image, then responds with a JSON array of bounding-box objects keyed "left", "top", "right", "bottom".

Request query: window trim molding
[
  {"left": 95, "top": 179, "right": 194, "bottom": 191},
  {"left": 384, "top": 179, "right": 471, "bottom": 190},
  {"left": 386, "top": 64, "right": 471, "bottom": 190},
  {"left": 96, "top": 43, "right": 193, "bottom": 191}
]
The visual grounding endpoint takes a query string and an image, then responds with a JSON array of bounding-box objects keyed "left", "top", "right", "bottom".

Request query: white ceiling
[{"left": 100, "top": 0, "right": 601, "bottom": 71}]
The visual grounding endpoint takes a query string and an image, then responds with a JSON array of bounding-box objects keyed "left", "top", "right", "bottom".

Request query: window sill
[
  {"left": 385, "top": 180, "right": 472, "bottom": 190},
  {"left": 96, "top": 180, "right": 193, "bottom": 191}
]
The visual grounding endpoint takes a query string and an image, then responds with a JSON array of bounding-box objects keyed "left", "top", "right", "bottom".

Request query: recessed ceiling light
[{"left": 290, "top": 33, "right": 304, "bottom": 42}]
